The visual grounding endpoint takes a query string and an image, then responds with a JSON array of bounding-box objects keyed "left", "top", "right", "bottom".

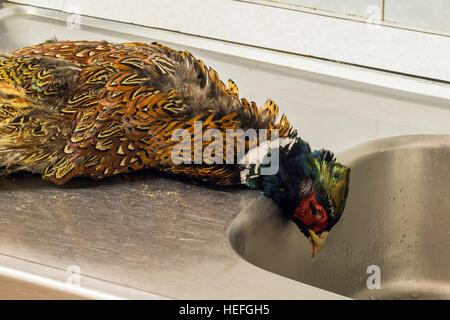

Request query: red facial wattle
[{"left": 294, "top": 192, "right": 328, "bottom": 233}]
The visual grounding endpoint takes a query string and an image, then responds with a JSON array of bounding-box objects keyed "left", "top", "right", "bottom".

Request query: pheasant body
[
  {"left": 0, "top": 40, "right": 350, "bottom": 256},
  {"left": 0, "top": 41, "right": 294, "bottom": 185}
]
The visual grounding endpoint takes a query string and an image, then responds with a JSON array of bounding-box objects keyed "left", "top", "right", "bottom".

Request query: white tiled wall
[
  {"left": 385, "top": 0, "right": 450, "bottom": 34},
  {"left": 8, "top": 0, "right": 450, "bottom": 35},
  {"left": 5, "top": 0, "right": 450, "bottom": 84},
  {"left": 250, "top": 0, "right": 450, "bottom": 34},
  {"left": 6, "top": 0, "right": 64, "bottom": 10},
  {"left": 268, "top": 0, "right": 383, "bottom": 18}
]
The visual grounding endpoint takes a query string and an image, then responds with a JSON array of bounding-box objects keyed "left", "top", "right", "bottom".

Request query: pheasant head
[{"left": 243, "top": 137, "right": 351, "bottom": 257}]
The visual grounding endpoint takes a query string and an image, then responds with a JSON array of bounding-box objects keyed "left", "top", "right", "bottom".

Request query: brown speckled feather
[{"left": 0, "top": 40, "right": 295, "bottom": 185}]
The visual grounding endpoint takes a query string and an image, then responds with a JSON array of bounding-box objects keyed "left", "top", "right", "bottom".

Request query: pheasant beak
[{"left": 308, "top": 229, "right": 328, "bottom": 257}]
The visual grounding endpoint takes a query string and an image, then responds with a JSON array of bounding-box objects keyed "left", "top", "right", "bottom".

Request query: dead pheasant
[{"left": 0, "top": 40, "right": 350, "bottom": 256}]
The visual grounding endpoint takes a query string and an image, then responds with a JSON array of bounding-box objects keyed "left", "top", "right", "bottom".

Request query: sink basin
[{"left": 229, "top": 135, "right": 450, "bottom": 299}]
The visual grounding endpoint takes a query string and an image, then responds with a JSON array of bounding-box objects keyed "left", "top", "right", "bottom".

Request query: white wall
[
  {"left": 5, "top": 0, "right": 450, "bottom": 86},
  {"left": 245, "top": 0, "right": 450, "bottom": 34},
  {"left": 8, "top": 0, "right": 450, "bottom": 35},
  {"left": 385, "top": 0, "right": 450, "bottom": 34},
  {"left": 6, "top": 0, "right": 64, "bottom": 10},
  {"left": 248, "top": 0, "right": 382, "bottom": 19}
]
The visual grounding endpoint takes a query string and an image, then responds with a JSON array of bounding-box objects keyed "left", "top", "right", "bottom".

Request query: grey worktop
[{"left": 0, "top": 170, "right": 346, "bottom": 299}]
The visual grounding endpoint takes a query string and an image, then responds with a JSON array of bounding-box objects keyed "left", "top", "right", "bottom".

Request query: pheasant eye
[{"left": 310, "top": 201, "right": 323, "bottom": 220}]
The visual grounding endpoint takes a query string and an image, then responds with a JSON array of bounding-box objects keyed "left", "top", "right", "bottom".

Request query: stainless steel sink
[
  {"left": 1, "top": 3, "right": 449, "bottom": 299},
  {"left": 229, "top": 135, "right": 450, "bottom": 299}
]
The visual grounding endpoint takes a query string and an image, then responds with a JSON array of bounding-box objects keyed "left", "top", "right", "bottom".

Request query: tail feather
[{"left": 0, "top": 82, "right": 67, "bottom": 176}]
